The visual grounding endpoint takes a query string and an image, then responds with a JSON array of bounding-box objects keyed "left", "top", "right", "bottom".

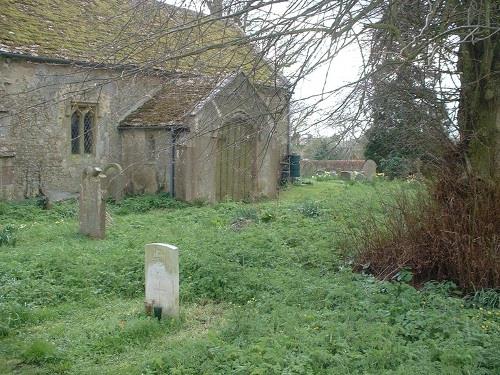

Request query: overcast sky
[{"left": 163, "top": 0, "right": 365, "bottom": 136}]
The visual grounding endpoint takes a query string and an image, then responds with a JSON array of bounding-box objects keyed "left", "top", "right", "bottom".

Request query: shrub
[
  {"left": 356, "top": 165, "right": 500, "bottom": 292},
  {"left": 230, "top": 206, "right": 259, "bottom": 230},
  {"left": 380, "top": 156, "right": 412, "bottom": 179}
]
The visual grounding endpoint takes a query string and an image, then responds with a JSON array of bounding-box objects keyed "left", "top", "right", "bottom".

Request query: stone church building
[{"left": 0, "top": 0, "right": 290, "bottom": 202}]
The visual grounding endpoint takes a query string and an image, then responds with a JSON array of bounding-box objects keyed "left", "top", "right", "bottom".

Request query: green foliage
[
  {"left": 364, "top": 1, "right": 450, "bottom": 172},
  {"left": 0, "top": 181, "right": 498, "bottom": 374},
  {"left": 466, "top": 289, "right": 500, "bottom": 309},
  {"left": 113, "top": 193, "right": 189, "bottom": 215},
  {"left": 297, "top": 199, "right": 322, "bottom": 217},
  {"left": 259, "top": 210, "right": 275, "bottom": 223},
  {"left": 231, "top": 206, "right": 259, "bottom": 223},
  {"left": 380, "top": 155, "right": 413, "bottom": 179},
  {"left": 0, "top": 224, "right": 16, "bottom": 246},
  {"left": 22, "top": 339, "right": 62, "bottom": 364}
]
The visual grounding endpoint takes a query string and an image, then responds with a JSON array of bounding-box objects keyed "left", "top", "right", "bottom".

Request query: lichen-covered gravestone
[
  {"left": 102, "top": 163, "right": 124, "bottom": 202},
  {"left": 340, "top": 171, "right": 352, "bottom": 181},
  {"left": 79, "top": 167, "right": 106, "bottom": 239},
  {"left": 361, "top": 160, "right": 377, "bottom": 181},
  {"left": 145, "top": 243, "right": 179, "bottom": 318}
]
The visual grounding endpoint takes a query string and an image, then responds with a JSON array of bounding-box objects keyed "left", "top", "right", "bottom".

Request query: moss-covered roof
[
  {"left": 119, "top": 76, "right": 217, "bottom": 127},
  {"left": 0, "top": 0, "right": 273, "bottom": 80}
]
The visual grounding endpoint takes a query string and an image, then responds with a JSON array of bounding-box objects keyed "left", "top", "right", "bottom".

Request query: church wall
[
  {"left": 0, "top": 57, "right": 162, "bottom": 199},
  {"left": 176, "top": 73, "right": 288, "bottom": 202},
  {"left": 120, "top": 129, "right": 171, "bottom": 195}
]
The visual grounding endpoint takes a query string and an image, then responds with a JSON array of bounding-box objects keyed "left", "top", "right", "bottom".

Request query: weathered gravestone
[
  {"left": 354, "top": 171, "right": 367, "bottom": 181},
  {"left": 145, "top": 243, "right": 179, "bottom": 318},
  {"left": 102, "top": 163, "right": 125, "bottom": 202},
  {"left": 79, "top": 166, "right": 106, "bottom": 239},
  {"left": 361, "top": 160, "right": 377, "bottom": 181},
  {"left": 340, "top": 171, "right": 352, "bottom": 181}
]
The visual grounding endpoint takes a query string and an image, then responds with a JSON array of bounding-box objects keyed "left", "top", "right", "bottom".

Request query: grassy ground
[{"left": 0, "top": 180, "right": 498, "bottom": 374}]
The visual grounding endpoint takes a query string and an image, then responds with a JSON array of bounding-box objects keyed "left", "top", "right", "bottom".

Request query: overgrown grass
[{"left": 0, "top": 180, "right": 498, "bottom": 374}]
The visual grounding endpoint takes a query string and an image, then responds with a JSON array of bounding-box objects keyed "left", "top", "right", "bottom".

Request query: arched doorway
[{"left": 216, "top": 116, "right": 256, "bottom": 201}]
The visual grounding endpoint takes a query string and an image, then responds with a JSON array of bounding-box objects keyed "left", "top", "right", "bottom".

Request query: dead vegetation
[{"left": 357, "top": 159, "right": 500, "bottom": 292}]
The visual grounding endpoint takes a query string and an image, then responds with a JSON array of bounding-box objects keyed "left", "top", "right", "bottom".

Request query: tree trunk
[{"left": 457, "top": 0, "right": 500, "bottom": 182}]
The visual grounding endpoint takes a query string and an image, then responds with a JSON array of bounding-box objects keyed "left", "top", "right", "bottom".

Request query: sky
[{"left": 163, "top": 0, "right": 365, "bottom": 136}]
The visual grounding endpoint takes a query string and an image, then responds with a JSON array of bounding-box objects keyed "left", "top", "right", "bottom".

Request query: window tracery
[{"left": 70, "top": 104, "right": 96, "bottom": 155}]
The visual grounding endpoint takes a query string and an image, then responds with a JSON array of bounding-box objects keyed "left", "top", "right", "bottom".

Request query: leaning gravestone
[
  {"left": 340, "top": 171, "right": 352, "bottom": 181},
  {"left": 79, "top": 166, "right": 106, "bottom": 239},
  {"left": 145, "top": 243, "right": 179, "bottom": 318}
]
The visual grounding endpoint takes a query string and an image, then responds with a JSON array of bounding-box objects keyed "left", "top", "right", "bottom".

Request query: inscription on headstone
[
  {"left": 79, "top": 166, "right": 106, "bottom": 239},
  {"left": 145, "top": 243, "right": 179, "bottom": 317}
]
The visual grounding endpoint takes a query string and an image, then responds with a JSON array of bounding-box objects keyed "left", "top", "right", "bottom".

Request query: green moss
[{"left": 0, "top": 0, "right": 273, "bottom": 81}]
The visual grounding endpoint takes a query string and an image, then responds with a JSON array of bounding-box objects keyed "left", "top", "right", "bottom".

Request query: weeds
[
  {"left": 112, "top": 193, "right": 189, "bottom": 215},
  {"left": 22, "top": 339, "right": 62, "bottom": 364},
  {"left": 0, "top": 224, "right": 16, "bottom": 246},
  {"left": 231, "top": 206, "right": 259, "bottom": 222},
  {"left": 297, "top": 199, "right": 322, "bottom": 217},
  {"left": 465, "top": 289, "right": 500, "bottom": 309},
  {"left": 1, "top": 181, "right": 499, "bottom": 374}
]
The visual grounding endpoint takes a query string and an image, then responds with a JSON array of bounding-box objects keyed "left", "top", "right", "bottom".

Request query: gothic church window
[{"left": 70, "top": 104, "right": 96, "bottom": 155}]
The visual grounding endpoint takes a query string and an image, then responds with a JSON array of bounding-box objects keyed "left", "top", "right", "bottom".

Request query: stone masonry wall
[
  {"left": 0, "top": 57, "right": 162, "bottom": 199},
  {"left": 176, "top": 73, "right": 288, "bottom": 202}
]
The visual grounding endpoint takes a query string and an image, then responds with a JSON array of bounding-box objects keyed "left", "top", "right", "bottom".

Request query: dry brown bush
[{"left": 356, "top": 159, "right": 500, "bottom": 292}]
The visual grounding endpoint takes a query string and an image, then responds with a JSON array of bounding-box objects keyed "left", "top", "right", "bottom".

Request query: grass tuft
[{"left": 22, "top": 339, "right": 62, "bottom": 364}]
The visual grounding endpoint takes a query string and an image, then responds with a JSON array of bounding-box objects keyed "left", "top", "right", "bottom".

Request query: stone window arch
[{"left": 70, "top": 104, "right": 96, "bottom": 155}]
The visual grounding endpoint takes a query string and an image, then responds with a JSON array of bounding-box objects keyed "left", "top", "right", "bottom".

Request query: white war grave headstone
[{"left": 145, "top": 243, "right": 179, "bottom": 318}]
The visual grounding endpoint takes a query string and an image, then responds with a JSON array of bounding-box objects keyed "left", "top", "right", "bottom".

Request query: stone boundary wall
[{"left": 300, "top": 159, "right": 377, "bottom": 179}]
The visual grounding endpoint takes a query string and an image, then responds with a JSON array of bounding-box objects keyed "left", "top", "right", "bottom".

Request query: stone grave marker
[
  {"left": 340, "top": 171, "right": 352, "bottom": 181},
  {"left": 145, "top": 243, "right": 179, "bottom": 318},
  {"left": 354, "top": 171, "right": 366, "bottom": 181},
  {"left": 79, "top": 166, "right": 106, "bottom": 239},
  {"left": 362, "top": 160, "right": 377, "bottom": 181},
  {"left": 102, "top": 163, "right": 125, "bottom": 202}
]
